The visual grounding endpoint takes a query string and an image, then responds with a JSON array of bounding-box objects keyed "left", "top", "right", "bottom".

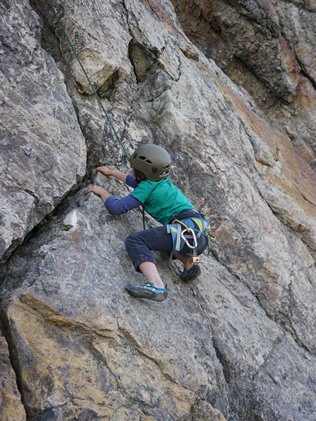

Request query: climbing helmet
[{"left": 131, "top": 144, "right": 171, "bottom": 181}]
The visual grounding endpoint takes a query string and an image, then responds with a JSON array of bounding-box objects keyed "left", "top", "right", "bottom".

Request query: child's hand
[
  {"left": 86, "top": 186, "right": 103, "bottom": 196},
  {"left": 96, "top": 166, "right": 112, "bottom": 176},
  {"left": 86, "top": 186, "right": 111, "bottom": 201},
  {"left": 96, "top": 167, "right": 128, "bottom": 183}
]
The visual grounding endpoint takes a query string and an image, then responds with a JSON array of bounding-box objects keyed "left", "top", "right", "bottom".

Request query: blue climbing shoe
[
  {"left": 125, "top": 282, "right": 168, "bottom": 302},
  {"left": 180, "top": 265, "right": 201, "bottom": 283}
]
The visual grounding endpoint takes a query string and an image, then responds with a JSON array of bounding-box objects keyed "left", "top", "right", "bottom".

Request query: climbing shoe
[
  {"left": 180, "top": 265, "right": 201, "bottom": 283},
  {"left": 125, "top": 282, "right": 168, "bottom": 302}
]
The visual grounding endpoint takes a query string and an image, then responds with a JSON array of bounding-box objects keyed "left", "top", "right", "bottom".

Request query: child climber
[{"left": 86, "top": 144, "right": 210, "bottom": 302}]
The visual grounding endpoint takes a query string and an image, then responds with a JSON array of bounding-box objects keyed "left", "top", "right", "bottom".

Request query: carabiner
[{"left": 180, "top": 228, "right": 197, "bottom": 249}]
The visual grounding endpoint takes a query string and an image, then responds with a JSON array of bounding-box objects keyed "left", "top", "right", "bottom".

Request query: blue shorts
[{"left": 125, "top": 210, "right": 208, "bottom": 271}]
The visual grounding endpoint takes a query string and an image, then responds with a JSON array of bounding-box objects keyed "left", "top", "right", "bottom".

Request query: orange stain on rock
[{"left": 216, "top": 75, "right": 316, "bottom": 219}]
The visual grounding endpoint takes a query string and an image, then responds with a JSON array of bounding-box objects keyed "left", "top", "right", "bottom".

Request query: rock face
[
  {"left": 171, "top": 0, "right": 316, "bottom": 157},
  {"left": 0, "top": 0, "right": 87, "bottom": 264},
  {"left": 0, "top": 1, "right": 315, "bottom": 420},
  {"left": 0, "top": 326, "right": 26, "bottom": 421}
]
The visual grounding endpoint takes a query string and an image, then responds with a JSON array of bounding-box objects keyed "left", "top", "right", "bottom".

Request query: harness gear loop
[
  {"left": 205, "top": 225, "right": 216, "bottom": 241},
  {"left": 172, "top": 219, "right": 191, "bottom": 232}
]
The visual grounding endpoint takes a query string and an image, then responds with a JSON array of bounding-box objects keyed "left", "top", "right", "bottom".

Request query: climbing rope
[
  {"left": 47, "top": 0, "right": 130, "bottom": 161},
  {"left": 48, "top": 0, "right": 148, "bottom": 229}
]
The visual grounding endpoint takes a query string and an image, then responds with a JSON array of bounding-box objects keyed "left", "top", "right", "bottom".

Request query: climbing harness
[{"left": 167, "top": 217, "right": 215, "bottom": 264}]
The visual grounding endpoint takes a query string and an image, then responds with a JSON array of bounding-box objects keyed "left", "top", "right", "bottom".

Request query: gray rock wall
[
  {"left": 171, "top": 0, "right": 316, "bottom": 157},
  {"left": 0, "top": 1, "right": 315, "bottom": 420},
  {"left": 0, "top": 0, "right": 87, "bottom": 265}
]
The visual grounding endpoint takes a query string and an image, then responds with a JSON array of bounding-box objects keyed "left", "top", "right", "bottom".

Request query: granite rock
[{"left": 0, "top": 1, "right": 315, "bottom": 420}]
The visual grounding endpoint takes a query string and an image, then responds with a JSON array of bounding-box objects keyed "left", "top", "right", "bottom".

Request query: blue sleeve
[
  {"left": 126, "top": 174, "right": 139, "bottom": 188},
  {"left": 105, "top": 194, "right": 142, "bottom": 215}
]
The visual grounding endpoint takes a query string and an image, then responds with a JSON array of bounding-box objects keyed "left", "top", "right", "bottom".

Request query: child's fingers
[
  {"left": 96, "top": 166, "right": 108, "bottom": 174},
  {"left": 86, "top": 186, "right": 94, "bottom": 194}
]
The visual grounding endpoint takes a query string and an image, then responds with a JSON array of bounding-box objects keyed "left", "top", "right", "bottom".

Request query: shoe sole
[{"left": 125, "top": 285, "right": 168, "bottom": 302}]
